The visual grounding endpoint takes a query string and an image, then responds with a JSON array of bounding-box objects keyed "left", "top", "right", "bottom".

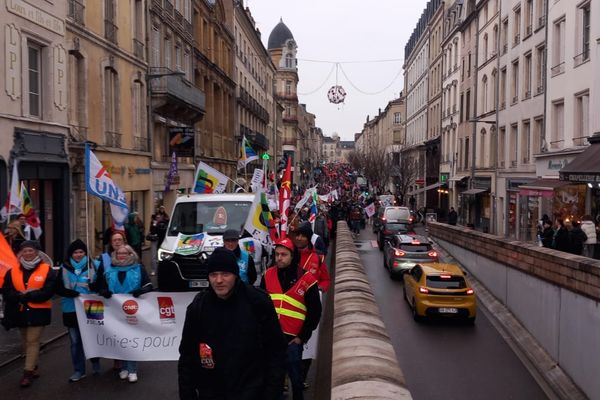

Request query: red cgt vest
[
  {"left": 264, "top": 267, "right": 317, "bottom": 336},
  {"left": 11, "top": 263, "right": 52, "bottom": 309}
]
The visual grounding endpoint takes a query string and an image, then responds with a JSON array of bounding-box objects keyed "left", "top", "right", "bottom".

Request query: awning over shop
[
  {"left": 461, "top": 188, "right": 488, "bottom": 195},
  {"left": 449, "top": 174, "right": 469, "bottom": 182},
  {"left": 519, "top": 179, "right": 568, "bottom": 197},
  {"left": 559, "top": 133, "right": 600, "bottom": 183},
  {"left": 407, "top": 182, "right": 442, "bottom": 195}
]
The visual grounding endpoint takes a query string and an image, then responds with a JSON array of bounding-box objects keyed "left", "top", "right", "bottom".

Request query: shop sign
[
  {"left": 440, "top": 173, "right": 449, "bottom": 184},
  {"left": 536, "top": 156, "right": 575, "bottom": 177},
  {"left": 169, "top": 127, "right": 195, "bottom": 157},
  {"left": 100, "top": 161, "right": 151, "bottom": 177}
]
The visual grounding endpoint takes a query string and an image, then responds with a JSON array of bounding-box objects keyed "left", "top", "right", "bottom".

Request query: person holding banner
[
  {"left": 55, "top": 239, "right": 101, "bottom": 382},
  {"left": 260, "top": 238, "right": 322, "bottom": 400},
  {"left": 95, "top": 244, "right": 153, "bottom": 383},
  {"left": 294, "top": 222, "right": 330, "bottom": 293},
  {"left": 178, "top": 247, "right": 286, "bottom": 400},
  {"left": 1, "top": 240, "right": 56, "bottom": 388}
]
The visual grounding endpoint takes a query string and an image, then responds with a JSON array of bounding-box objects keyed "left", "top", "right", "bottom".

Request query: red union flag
[{"left": 279, "top": 157, "right": 292, "bottom": 238}]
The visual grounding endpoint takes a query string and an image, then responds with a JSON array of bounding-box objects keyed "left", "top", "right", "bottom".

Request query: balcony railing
[
  {"left": 134, "top": 136, "right": 150, "bottom": 152},
  {"left": 133, "top": 39, "right": 144, "bottom": 59},
  {"left": 538, "top": 15, "right": 545, "bottom": 29},
  {"left": 70, "top": 125, "right": 88, "bottom": 142},
  {"left": 524, "top": 90, "right": 531, "bottom": 99},
  {"left": 105, "top": 20, "right": 118, "bottom": 44},
  {"left": 164, "top": 0, "right": 173, "bottom": 15},
  {"left": 536, "top": 85, "right": 544, "bottom": 95},
  {"left": 550, "top": 62, "right": 565, "bottom": 77},
  {"left": 105, "top": 131, "right": 122, "bottom": 147},
  {"left": 152, "top": 0, "right": 162, "bottom": 9},
  {"left": 525, "top": 25, "right": 532, "bottom": 37},
  {"left": 511, "top": 160, "right": 518, "bottom": 167},
  {"left": 514, "top": 34, "right": 520, "bottom": 45},
  {"left": 502, "top": 43, "right": 508, "bottom": 54},
  {"left": 523, "top": 157, "right": 529, "bottom": 164},
  {"left": 574, "top": 48, "right": 590, "bottom": 67},
  {"left": 175, "top": 10, "right": 184, "bottom": 26},
  {"left": 512, "top": 95, "right": 519, "bottom": 104},
  {"left": 500, "top": 160, "right": 505, "bottom": 167},
  {"left": 452, "top": 104, "right": 457, "bottom": 113},
  {"left": 68, "top": 0, "right": 85, "bottom": 25},
  {"left": 500, "top": 101, "right": 506, "bottom": 109}
]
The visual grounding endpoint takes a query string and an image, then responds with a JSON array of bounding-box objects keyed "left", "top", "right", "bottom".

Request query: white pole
[{"left": 85, "top": 189, "right": 90, "bottom": 252}]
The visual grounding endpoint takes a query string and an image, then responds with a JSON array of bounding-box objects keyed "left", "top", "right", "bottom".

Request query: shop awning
[
  {"left": 449, "top": 174, "right": 469, "bottom": 182},
  {"left": 559, "top": 134, "right": 600, "bottom": 183},
  {"left": 407, "top": 182, "right": 442, "bottom": 195},
  {"left": 461, "top": 188, "right": 488, "bottom": 195},
  {"left": 519, "top": 179, "right": 568, "bottom": 198}
]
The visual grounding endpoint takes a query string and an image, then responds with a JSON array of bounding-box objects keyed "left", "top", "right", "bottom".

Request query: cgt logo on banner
[{"left": 75, "top": 292, "right": 196, "bottom": 361}]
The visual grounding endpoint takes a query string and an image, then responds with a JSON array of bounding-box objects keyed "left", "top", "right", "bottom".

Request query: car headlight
[{"left": 158, "top": 249, "right": 174, "bottom": 261}]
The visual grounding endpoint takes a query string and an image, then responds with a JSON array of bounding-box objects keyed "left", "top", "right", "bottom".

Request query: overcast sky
[{"left": 246, "top": 0, "right": 429, "bottom": 141}]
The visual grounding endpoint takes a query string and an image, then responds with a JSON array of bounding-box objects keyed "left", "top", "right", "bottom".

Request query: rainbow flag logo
[
  {"left": 169, "top": 133, "right": 192, "bottom": 146},
  {"left": 192, "top": 161, "right": 228, "bottom": 194},
  {"left": 84, "top": 300, "right": 104, "bottom": 320},
  {"left": 237, "top": 135, "right": 259, "bottom": 169},
  {"left": 241, "top": 240, "right": 255, "bottom": 255}
]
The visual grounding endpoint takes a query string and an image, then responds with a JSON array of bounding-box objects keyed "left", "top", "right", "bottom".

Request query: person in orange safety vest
[
  {"left": 260, "top": 238, "right": 321, "bottom": 400},
  {"left": 1, "top": 240, "right": 56, "bottom": 388}
]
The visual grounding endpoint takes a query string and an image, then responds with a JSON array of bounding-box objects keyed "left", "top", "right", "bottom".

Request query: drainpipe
[
  {"left": 493, "top": 0, "right": 502, "bottom": 235},
  {"left": 470, "top": 9, "right": 480, "bottom": 227}
]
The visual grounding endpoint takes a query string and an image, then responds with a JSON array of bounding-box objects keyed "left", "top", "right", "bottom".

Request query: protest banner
[{"left": 75, "top": 292, "right": 196, "bottom": 361}]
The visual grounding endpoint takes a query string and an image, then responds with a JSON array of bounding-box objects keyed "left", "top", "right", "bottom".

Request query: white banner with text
[{"left": 75, "top": 293, "right": 196, "bottom": 361}]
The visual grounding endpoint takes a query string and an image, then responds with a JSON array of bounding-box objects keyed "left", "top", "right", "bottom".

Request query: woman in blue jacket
[
  {"left": 95, "top": 244, "right": 152, "bottom": 383},
  {"left": 55, "top": 239, "right": 100, "bottom": 382}
]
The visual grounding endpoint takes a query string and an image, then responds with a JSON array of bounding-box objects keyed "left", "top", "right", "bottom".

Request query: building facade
[{"left": 2, "top": 0, "right": 70, "bottom": 260}]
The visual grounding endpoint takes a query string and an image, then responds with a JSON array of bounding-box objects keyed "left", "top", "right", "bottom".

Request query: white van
[{"left": 157, "top": 193, "right": 255, "bottom": 291}]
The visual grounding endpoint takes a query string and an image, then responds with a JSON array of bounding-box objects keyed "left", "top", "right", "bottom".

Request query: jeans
[
  {"left": 122, "top": 360, "right": 137, "bottom": 374},
  {"left": 69, "top": 327, "right": 100, "bottom": 374},
  {"left": 19, "top": 326, "right": 44, "bottom": 371},
  {"left": 286, "top": 343, "right": 304, "bottom": 400},
  {"left": 151, "top": 241, "right": 158, "bottom": 274}
]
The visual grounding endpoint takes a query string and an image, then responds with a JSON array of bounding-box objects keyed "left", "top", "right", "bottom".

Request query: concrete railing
[
  {"left": 331, "top": 222, "right": 412, "bottom": 399},
  {"left": 428, "top": 222, "right": 599, "bottom": 400}
]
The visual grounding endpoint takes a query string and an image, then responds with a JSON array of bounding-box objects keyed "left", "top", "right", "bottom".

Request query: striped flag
[
  {"left": 20, "top": 182, "right": 42, "bottom": 239},
  {"left": 237, "top": 135, "right": 258, "bottom": 170},
  {"left": 192, "top": 161, "right": 228, "bottom": 194}
]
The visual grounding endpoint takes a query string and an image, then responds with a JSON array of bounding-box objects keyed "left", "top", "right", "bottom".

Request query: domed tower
[{"left": 268, "top": 19, "right": 300, "bottom": 182}]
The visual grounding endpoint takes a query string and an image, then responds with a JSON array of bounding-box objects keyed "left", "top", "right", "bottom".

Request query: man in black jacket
[{"left": 178, "top": 247, "right": 286, "bottom": 400}]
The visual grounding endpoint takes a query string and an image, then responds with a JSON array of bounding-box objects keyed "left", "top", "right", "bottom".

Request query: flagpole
[{"left": 85, "top": 189, "right": 90, "bottom": 252}]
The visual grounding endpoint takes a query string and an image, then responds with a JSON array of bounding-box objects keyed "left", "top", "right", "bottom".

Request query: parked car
[
  {"left": 382, "top": 234, "right": 438, "bottom": 278},
  {"left": 403, "top": 263, "right": 476, "bottom": 323}
]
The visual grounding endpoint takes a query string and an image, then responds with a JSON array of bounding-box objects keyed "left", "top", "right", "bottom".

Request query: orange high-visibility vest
[
  {"left": 264, "top": 267, "right": 317, "bottom": 336},
  {"left": 11, "top": 263, "right": 52, "bottom": 309}
]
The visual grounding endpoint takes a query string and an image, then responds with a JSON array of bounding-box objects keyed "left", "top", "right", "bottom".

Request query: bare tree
[
  {"left": 348, "top": 146, "right": 396, "bottom": 194},
  {"left": 394, "top": 155, "right": 419, "bottom": 202}
]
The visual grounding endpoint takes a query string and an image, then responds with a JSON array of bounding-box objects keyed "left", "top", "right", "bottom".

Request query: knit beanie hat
[
  {"left": 296, "top": 221, "right": 313, "bottom": 238},
  {"left": 206, "top": 247, "right": 239, "bottom": 276},
  {"left": 67, "top": 239, "right": 88, "bottom": 257},
  {"left": 20, "top": 240, "right": 41, "bottom": 251}
]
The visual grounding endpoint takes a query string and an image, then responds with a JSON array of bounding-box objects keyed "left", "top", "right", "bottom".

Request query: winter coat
[
  {"left": 581, "top": 221, "right": 597, "bottom": 245},
  {"left": 553, "top": 227, "right": 570, "bottom": 253},
  {"left": 569, "top": 227, "right": 587, "bottom": 255},
  {"left": 178, "top": 280, "right": 286, "bottom": 400},
  {"left": 2, "top": 262, "right": 56, "bottom": 329},
  {"left": 541, "top": 227, "right": 554, "bottom": 248}
]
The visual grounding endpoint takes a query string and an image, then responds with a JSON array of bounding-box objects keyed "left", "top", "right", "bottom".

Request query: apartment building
[
  {"left": 234, "top": 1, "right": 279, "bottom": 174},
  {"left": 425, "top": 0, "right": 445, "bottom": 209},
  {"left": 1, "top": 0, "right": 70, "bottom": 259},
  {"left": 268, "top": 19, "right": 301, "bottom": 183},
  {"left": 496, "top": 0, "right": 546, "bottom": 239},
  {"left": 193, "top": 0, "right": 237, "bottom": 179},
  {"left": 148, "top": 0, "right": 205, "bottom": 211},
  {"left": 441, "top": 0, "right": 468, "bottom": 208},
  {"left": 403, "top": 2, "right": 434, "bottom": 206}
]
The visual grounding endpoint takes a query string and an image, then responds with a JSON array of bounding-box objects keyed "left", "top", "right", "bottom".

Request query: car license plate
[
  {"left": 189, "top": 280, "right": 209, "bottom": 288},
  {"left": 439, "top": 307, "right": 458, "bottom": 314}
]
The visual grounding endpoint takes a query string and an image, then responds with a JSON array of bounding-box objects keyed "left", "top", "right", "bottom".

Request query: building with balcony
[
  {"left": 1, "top": 0, "right": 70, "bottom": 260},
  {"left": 234, "top": 1, "right": 279, "bottom": 175},
  {"left": 441, "top": 0, "right": 467, "bottom": 209},
  {"left": 192, "top": 0, "right": 236, "bottom": 182},
  {"left": 65, "top": 0, "right": 153, "bottom": 254},
  {"left": 268, "top": 19, "right": 301, "bottom": 183}
]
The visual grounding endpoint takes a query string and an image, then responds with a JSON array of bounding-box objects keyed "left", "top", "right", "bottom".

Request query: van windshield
[{"left": 168, "top": 201, "right": 252, "bottom": 236}]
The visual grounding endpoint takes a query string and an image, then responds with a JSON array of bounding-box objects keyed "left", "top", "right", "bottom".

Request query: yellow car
[{"left": 403, "top": 263, "right": 476, "bottom": 323}]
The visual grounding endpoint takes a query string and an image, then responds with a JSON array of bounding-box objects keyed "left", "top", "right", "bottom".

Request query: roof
[{"left": 268, "top": 19, "right": 294, "bottom": 50}]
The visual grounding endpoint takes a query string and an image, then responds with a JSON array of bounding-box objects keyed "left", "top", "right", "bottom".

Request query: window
[
  {"left": 165, "top": 36, "right": 171, "bottom": 69},
  {"left": 151, "top": 27, "right": 160, "bottom": 67},
  {"left": 285, "top": 53, "right": 294, "bottom": 68},
  {"left": 394, "top": 112, "right": 402, "bottom": 124},
  {"left": 68, "top": 52, "right": 86, "bottom": 135},
  {"left": 536, "top": 0, "right": 546, "bottom": 28},
  {"left": 574, "top": 91, "right": 590, "bottom": 146},
  {"left": 459, "top": 92, "right": 464, "bottom": 122},
  {"left": 521, "top": 120, "right": 530, "bottom": 164},
  {"left": 464, "top": 137, "right": 470, "bottom": 169},
  {"left": 28, "top": 43, "right": 42, "bottom": 117},
  {"left": 104, "top": 0, "right": 117, "bottom": 44},
  {"left": 535, "top": 45, "right": 545, "bottom": 94},
  {"left": 481, "top": 75, "right": 488, "bottom": 113},
  {"left": 513, "top": 6, "right": 521, "bottom": 45},
  {"left": 483, "top": 34, "right": 489, "bottom": 62},
  {"left": 499, "top": 127, "right": 506, "bottom": 167},
  {"left": 285, "top": 80, "right": 292, "bottom": 95},
  {"left": 551, "top": 17, "right": 565, "bottom": 75},
  {"left": 175, "top": 44, "right": 182, "bottom": 71},
  {"left": 511, "top": 59, "right": 519, "bottom": 104},
  {"left": 465, "top": 90, "right": 471, "bottom": 121},
  {"left": 576, "top": 2, "right": 591, "bottom": 65},
  {"left": 104, "top": 67, "right": 119, "bottom": 140},
  {"left": 533, "top": 116, "right": 543, "bottom": 154},
  {"left": 500, "top": 67, "right": 507, "bottom": 108},
  {"left": 467, "top": 52, "right": 471, "bottom": 76},
  {"left": 502, "top": 18, "right": 509, "bottom": 54},
  {"left": 524, "top": 52, "right": 532, "bottom": 99},
  {"left": 525, "top": 0, "right": 533, "bottom": 36},
  {"left": 510, "top": 124, "right": 518, "bottom": 166},
  {"left": 132, "top": 79, "right": 145, "bottom": 141},
  {"left": 491, "top": 69, "right": 498, "bottom": 110},
  {"left": 479, "top": 129, "right": 487, "bottom": 168},
  {"left": 551, "top": 99, "right": 564, "bottom": 149}
]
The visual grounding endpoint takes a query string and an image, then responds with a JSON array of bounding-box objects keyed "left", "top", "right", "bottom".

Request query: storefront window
[
  {"left": 591, "top": 188, "right": 600, "bottom": 223},
  {"left": 553, "top": 185, "right": 586, "bottom": 221},
  {"left": 508, "top": 191, "right": 517, "bottom": 239},
  {"left": 519, "top": 195, "right": 539, "bottom": 242}
]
